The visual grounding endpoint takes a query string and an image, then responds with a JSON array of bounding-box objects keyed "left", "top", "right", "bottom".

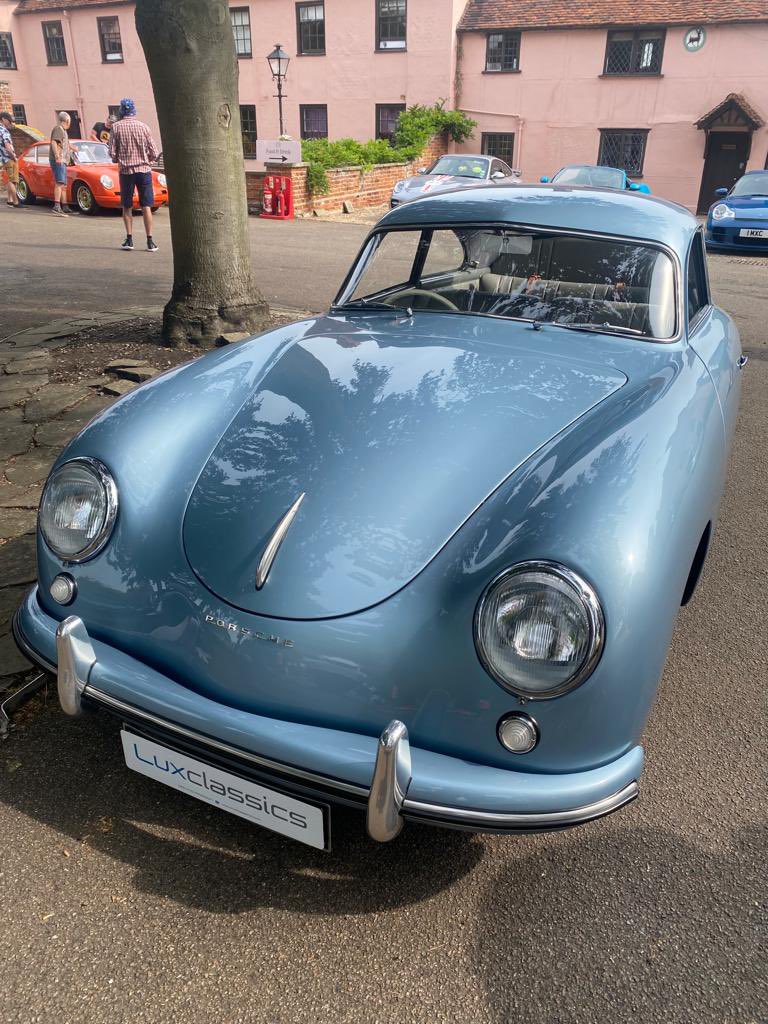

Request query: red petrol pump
[{"left": 261, "top": 174, "right": 294, "bottom": 220}]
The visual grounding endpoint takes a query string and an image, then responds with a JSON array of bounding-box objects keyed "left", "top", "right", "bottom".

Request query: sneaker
[
  {"left": 51, "top": 206, "right": 68, "bottom": 217},
  {"left": 121, "top": 236, "right": 134, "bottom": 250},
  {"left": 146, "top": 239, "right": 159, "bottom": 252}
]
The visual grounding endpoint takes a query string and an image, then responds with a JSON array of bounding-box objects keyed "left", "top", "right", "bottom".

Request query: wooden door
[{"left": 697, "top": 132, "right": 750, "bottom": 213}]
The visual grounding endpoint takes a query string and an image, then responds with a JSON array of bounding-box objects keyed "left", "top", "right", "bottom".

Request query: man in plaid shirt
[{"left": 109, "top": 98, "right": 160, "bottom": 252}]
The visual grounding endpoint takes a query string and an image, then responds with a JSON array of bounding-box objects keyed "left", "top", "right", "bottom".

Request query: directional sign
[{"left": 255, "top": 139, "right": 302, "bottom": 164}]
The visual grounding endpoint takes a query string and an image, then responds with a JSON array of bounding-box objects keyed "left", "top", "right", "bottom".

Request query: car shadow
[
  {"left": 1, "top": 695, "right": 483, "bottom": 914},
  {"left": 469, "top": 816, "right": 764, "bottom": 1023}
]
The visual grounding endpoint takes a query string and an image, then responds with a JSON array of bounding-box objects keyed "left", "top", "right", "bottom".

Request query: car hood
[
  {"left": 711, "top": 195, "right": 768, "bottom": 219},
  {"left": 182, "top": 315, "right": 627, "bottom": 620},
  {"left": 396, "top": 174, "right": 483, "bottom": 198}
]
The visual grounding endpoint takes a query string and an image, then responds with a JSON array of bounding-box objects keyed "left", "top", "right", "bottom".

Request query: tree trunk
[{"left": 135, "top": 0, "right": 268, "bottom": 346}]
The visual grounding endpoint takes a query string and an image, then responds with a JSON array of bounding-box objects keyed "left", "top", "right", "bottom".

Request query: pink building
[{"left": 1, "top": 0, "right": 767, "bottom": 212}]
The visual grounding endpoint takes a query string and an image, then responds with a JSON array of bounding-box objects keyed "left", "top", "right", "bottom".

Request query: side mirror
[
  {"left": 417, "top": 167, "right": 428, "bottom": 175},
  {"left": 628, "top": 181, "right": 640, "bottom": 191},
  {"left": 540, "top": 175, "right": 549, "bottom": 183},
  {"left": 714, "top": 187, "right": 728, "bottom": 197}
]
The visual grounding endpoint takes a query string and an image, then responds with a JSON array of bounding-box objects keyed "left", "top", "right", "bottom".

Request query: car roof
[
  {"left": 379, "top": 183, "right": 698, "bottom": 253},
  {"left": 556, "top": 164, "right": 623, "bottom": 172}
]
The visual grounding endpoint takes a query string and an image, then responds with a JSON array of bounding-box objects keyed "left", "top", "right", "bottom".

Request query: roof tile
[{"left": 458, "top": 0, "right": 768, "bottom": 31}]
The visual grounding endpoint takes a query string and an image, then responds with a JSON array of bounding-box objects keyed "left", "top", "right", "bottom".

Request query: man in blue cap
[{"left": 109, "top": 98, "right": 160, "bottom": 251}]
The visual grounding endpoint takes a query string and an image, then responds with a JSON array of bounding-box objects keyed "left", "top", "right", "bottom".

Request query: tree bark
[{"left": 135, "top": 0, "right": 268, "bottom": 346}]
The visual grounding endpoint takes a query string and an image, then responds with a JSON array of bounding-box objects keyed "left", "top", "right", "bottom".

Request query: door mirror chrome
[
  {"left": 714, "top": 187, "right": 729, "bottom": 197},
  {"left": 540, "top": 175, "right": 550, "bottom": 183}
]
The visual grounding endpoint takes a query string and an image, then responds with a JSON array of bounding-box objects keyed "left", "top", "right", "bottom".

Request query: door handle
[{"left": 738, "top": 355, "right": 748, "bottom": 370}]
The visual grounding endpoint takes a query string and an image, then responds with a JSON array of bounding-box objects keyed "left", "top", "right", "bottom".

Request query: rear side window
[{"left": 687, "top": 234, "right": 709, "bottom": 325}]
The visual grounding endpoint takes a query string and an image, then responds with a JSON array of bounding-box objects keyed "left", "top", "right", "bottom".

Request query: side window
[
  {"left": 420, "top": 230, "right": 465, "bottom": 279},
  {"left": 490, "top": 160, "right": 504, "bottom": 178},
  {"left": 687, "top": 234, "right": 709, "bottom": 325},
  {"left": 499, "top": 162, "right": 513, "bottom": 177}
]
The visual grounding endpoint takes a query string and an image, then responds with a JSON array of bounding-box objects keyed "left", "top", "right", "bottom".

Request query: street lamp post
[{"left": 267, "top": 44, "right": 290, "bottom": 137}]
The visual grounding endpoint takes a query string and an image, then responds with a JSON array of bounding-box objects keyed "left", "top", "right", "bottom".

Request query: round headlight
[
  {"left": 99, "top": 174, "right": 114, "bottom": 189},
  {"left": 393, "top": 180, "right": 405, "bottom": 193},
  {"left": 39, "top": 458, "right": 118, "bottom": 562},
  {"left": 474, "top": 561, "right": 604, "bottom": 699},
  {"left": 158, "top": 173, "right": 167, "bottom": 187},
  {"left": 711, "top": 203, "right": 735, "bottom": 221}
]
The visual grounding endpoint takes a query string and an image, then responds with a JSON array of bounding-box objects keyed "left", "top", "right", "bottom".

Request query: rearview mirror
[
  {"left": 540, "top": 175, "right": 549, "bottom": 183},
  {"left": 714, "top": 187, "right": 729, "bottom": 196}
]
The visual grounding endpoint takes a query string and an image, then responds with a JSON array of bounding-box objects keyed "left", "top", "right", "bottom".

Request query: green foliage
[{"left": 300, "top": 102, "right": 477, "bottom": 196}]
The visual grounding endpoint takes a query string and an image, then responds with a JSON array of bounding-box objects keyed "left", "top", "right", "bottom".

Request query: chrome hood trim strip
[{"left": 255, "top": 492, "right": 305, "bottom": 590}]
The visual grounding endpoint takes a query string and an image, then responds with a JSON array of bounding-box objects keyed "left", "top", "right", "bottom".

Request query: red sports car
[{"left": 16, "top": 139, "right": 168, "bottom": 214}]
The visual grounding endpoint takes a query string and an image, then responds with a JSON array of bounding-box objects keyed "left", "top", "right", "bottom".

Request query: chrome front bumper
[{"left": 14, "top": 610, "right": 640, "bottom": 842}]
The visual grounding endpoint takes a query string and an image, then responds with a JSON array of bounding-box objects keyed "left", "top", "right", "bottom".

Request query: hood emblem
[{"left": 255, "top": 492, "right": 305, "bottom": 590}]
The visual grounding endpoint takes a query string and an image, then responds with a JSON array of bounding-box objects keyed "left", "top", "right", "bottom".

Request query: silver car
[{"left": 390, "top": 153, "right": 519, "bottom": 207}]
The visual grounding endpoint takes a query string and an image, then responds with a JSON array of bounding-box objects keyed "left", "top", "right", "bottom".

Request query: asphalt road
[
  {"left": 1, "top": 203, "right": 369, "bottom": 337},
  {"left": 1, "top": 208, "right": 766, "bottom": 1023}
]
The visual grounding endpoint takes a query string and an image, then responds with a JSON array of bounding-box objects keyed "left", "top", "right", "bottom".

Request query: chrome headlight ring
[
  {"left": 39, "top": 457, "right": 118, "bottom": 564},
  {"left": 474, "top": 560, "right": 605, "bottom": 700}
]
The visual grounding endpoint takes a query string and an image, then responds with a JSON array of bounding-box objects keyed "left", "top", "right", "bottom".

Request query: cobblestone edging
[{"left": 0, "top": 308, "right": 164, "bottom": 690}]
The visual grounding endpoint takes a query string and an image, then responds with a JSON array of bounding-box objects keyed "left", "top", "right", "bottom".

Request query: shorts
[
  {"left": 120, "top": 171, "right": 154, "bottom": 209},
  {"left": 49, "top": 158, "right": 67, "bottom": 185},
  {"left": 2, "top": 159, "right": 19, "bottom": 185}
]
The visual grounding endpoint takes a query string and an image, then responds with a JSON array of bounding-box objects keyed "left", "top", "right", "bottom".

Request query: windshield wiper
[
  {"left": 331, "top": 300, "right": 412, "bottom": 316},
  {"left": 549, "top": 321, "right": 646, "bottom": 337}
]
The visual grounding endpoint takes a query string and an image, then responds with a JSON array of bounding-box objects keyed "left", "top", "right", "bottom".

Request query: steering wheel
[{"left": 384, "top": 288, "right": 460, "bottom": 312}]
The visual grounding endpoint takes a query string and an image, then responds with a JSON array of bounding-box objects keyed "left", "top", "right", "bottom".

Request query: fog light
[
  {"left": 50, "top": 574, "right": 76, "bottom": 605},
  {"left": 498, "top": 713, "right": 539, "bottom": 754}
]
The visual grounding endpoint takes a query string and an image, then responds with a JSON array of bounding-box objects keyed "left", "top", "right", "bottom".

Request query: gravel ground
[{"left": 0, "top": 252, "right": 765, "bottom": 1024}]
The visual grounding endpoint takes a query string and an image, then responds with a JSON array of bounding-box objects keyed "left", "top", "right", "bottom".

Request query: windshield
[
  {"left": 72, "top": 142, "right": 111, "bottom": 164},
  {"left": 339, "top": 225, "right": 677, "bottom": 340},
  {"left": 730, "top": 171, "right": 768, "bottom": 197},
  {"left": 552, "top": 166, "right": 626, "bottom": 190},
  {"left": 427, "top": 156, "right": 489, "bottom": 180}
]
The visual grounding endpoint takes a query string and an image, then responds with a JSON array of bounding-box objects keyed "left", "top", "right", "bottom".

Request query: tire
[
  {"left": 74, "top": 180, "right": 98, "bottom": 215},
  {"left": 17, "top": 175, "right": 36, "bottom": 205}
]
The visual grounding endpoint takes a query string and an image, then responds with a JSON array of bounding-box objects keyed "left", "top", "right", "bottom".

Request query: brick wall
[
  {"left": 0, "top": 81, "right": 11, "bottom": 115},
  {"left": 247, "top": 133, "right": 450, "bottom": 217}
]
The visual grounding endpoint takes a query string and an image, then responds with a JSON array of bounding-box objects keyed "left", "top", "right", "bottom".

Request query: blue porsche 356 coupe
[{"left": 15, "top": 184, "right": 741, "bottom": 851}]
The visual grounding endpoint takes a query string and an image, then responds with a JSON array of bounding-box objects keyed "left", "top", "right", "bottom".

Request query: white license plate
[
  {"left": 739, "top": 228, "right": 768, "bottom": 238},
  {"left": 121, "top": 731, "right": 327, "bottom": 849}
]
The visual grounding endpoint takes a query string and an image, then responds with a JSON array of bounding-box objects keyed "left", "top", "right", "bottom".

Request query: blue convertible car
[
  {"left": 705, "top": 169, "right": 768, "bottom": 253},
  {"left": 15, "top": 185, "right": 741, "bottom": 851},
  {"left": 540, "top": 164, "right": 651, "bottom": 194}
]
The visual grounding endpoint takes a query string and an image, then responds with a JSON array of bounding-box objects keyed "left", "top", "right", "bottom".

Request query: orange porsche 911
[{"left": 17, "top": 139, "right": 168, "bottom": 214}]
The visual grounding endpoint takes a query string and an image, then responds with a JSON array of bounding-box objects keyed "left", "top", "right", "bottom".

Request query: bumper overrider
[{"left": 14, "top": 587, "right": 641, "bottom": 842}]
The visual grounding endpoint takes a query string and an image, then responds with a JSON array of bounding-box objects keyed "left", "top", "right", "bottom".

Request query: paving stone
[
  {"left": 0, "top": 424, "right": 35, "bottom": 460},
  {"left": 0, "top": 386, "right": 37, "bottom": 411},
  {"left": 82, "top": 375, "right": 113, "bottom": 389},
  {"left": 58, "top": 395, "right": 113, "bottom": 422},
  {"left": 0, "top": 508, "right": 38, "bottom": 542},
  {"left": 23, "top": 385, "right": 89, "bottom": 424},
  {"left": 0, "top": 584, "right": 30, "bottom": 635},
  {"left": 5, "top": 452, "right": 54, "bottom": 488},
  {"left": 103, "top": 379, "right": 136, "bottom": 397},
  {"left": 5, "top": 356, "right": 51, "bottom": 375},
  {"left": 0, "top": 372, "right": 48, "bottom": 395},
  {"left": 0, "top": 483, "right": 42, "bottom": 508},
  {"left": 8, "top": 347, "right": 50, "bottom": 364},
  {"left": 0, "top": 632, "right": 32, "bottom": 677},
  {"left": 0, "top": 533, "right": 37, "bottom": 586},
  {"left": 115, "top": 366, "right": 158, "bottom": 383},
  {"left": 104, "top": 358, "right": 150, "bottom": 371},
  {"left": 35, "top": 418, "right": 80, "bottom": 448},
  {"left": 215, "top": 332, "right": 251, "bottom": 347}
]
